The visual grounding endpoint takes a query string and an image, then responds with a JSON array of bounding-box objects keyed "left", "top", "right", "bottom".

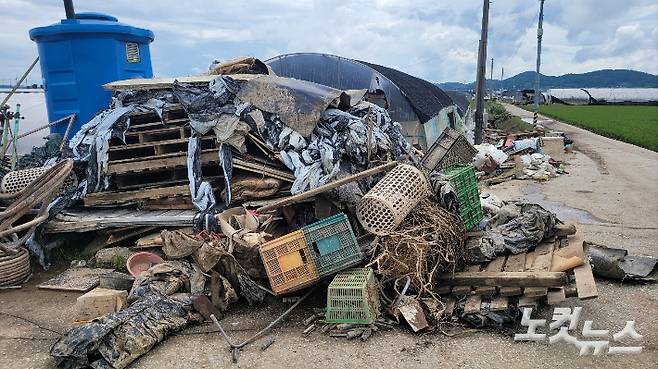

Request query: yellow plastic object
[{"left": 259, "top": 230, "right": 319, "bottom": 295}]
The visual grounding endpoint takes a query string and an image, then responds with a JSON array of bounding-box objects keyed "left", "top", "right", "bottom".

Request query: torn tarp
[
  {"left": 258, "top": 101, "right": 413, "bottom": 194},
  {"left": 467, "top": 203, "right": 558, "bottom": 263},
  {"left": 50, "top": 294, "right": 193, "bottom": 369},
  {"left": 587, "top": 243, "right": 657, "bottom": 282},
  {"left": 68, "top": 93, "right": 170, "bottom": 193},
  {"left": 237, "top": 74, "right": 350, "bottom": 137}
]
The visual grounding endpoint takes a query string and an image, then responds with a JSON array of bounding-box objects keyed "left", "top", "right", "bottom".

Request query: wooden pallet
[
  {"left": 45, "top": 208, "right": 197, "bottom": 233},
  {"left": 439, "top": 234, "right": 597, "bottom": 317}
]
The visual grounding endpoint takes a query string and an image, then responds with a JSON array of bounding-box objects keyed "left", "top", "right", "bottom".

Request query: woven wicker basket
[
  {"left": 356, "top": 164, "right": 430, "bottom": 236},
  {"left": 0, "top": 248, "right": 31, "bottom": 287}
]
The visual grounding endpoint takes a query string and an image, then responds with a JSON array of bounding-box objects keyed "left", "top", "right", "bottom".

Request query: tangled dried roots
[{"left": 367, "top": 198, "right": 465, "bottom": 298}]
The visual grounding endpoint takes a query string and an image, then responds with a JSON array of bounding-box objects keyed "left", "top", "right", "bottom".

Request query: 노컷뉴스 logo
[{"left": 514, "top": 307, "right": 643, "bottom": 355}]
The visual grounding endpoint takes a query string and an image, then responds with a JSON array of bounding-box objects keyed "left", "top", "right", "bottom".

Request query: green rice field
[{"left": 532, "top": 105, "right": 658, "bottom": 152}]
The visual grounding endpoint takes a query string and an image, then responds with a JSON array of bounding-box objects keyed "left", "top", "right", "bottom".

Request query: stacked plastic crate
[
  {"left": 259, "top": 213, "right": 362, "bottom": 295},
  {"left": 325, "top": 268, "right": 380, "bottom": 324},
  {"left": 441, "top": 164, "right": 483, "bottom": 230}
]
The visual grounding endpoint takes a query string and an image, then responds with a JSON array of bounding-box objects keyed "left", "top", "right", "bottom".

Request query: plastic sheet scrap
[
  {"left": 50, "top": 293, "right": 193, "bottom": 369},
  {"left": 259, "top": 101, "right": 412, "bottom": 194},
  {"left": 68, "top": 94, "right": 170, "bottom": 193},
  {"left": 466, "top": 203, "right": 558, "bottom": 263},
  {"left": 587, "top": 243, "right": 658, "bottom": 282}
]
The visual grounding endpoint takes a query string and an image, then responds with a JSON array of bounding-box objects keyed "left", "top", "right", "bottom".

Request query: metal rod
[
  {"left": 59, "top": 114, "right": 76, "bottom": 150},
  {"left": 474, "top": 0, "right": 490, "bottom": 145},
  {"left": 533, "top": 0, "right": 546, "bottom": 125},
  {"left": 0, "top": 57, "right": 39, "bottom": 109},
  {"left": 210, "top": 287, "right": 316, "bottom": 362},
  {"left": 63, "top": 0, "right": 75, "bottom": 19}
]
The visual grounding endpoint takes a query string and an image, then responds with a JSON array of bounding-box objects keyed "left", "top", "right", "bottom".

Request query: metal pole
[
  {"left": 63, "top": 0, "right": 76, "bottom": 19},
  {"left": 533, "top": 0, "right": 545, "bottom": 125},
  {"left": 474, "top": 0, "right": 490, "bottom": 144},
  {"left": 0, "top": 57, "right": 39, "bottom": 109}
]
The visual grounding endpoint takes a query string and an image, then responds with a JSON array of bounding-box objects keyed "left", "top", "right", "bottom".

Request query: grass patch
[
  {"left": 525, "top": 105, "right": 658, "bottom": 152},
  {"left": 496, "top": 116, "right": 535, "bottom": 133}
]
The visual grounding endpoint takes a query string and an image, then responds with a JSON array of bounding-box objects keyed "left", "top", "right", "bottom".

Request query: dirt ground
[{"left": 1, "top": 105, "right": 656, "bottom": 369}]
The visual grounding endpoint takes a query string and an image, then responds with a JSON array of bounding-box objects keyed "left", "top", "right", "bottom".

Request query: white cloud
[{"left": 0, "top": 0, "right": 655, "bottom": 85}]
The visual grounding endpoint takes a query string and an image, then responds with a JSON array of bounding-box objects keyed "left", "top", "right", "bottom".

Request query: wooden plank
[
  {"left": 107, "top": 151, "right": 218, "bottom": 174},
  {"left": 547, "top": 288, "right": 566, "bottom": 305},
  {"left": 436, "top": 285, "right": 452, "bottom": 295},
  {"left": 499, "top": 252, "right": 526, "bottom": 296},
  {"left": 84, "top": 185, "right": 191, "bottom": 206},
  {"left": 573, "top": 240, "right": 598, "bottom": 299},
  {"left": 105, "top": 75, "right": 218, "bottom": 90},
  {"left": 106, "top": 226, "right": 159, "bottom": 246},
  {"left": 104, "top": 74, "right": 258, "bottom": 91},
  {"left": 256, "top": 162, "right": 398, "bottom": 213},
  {"left": 463, "top": 295, "right": 482, "bottom": 314},
  {"left": 474, "top": 256, "right": 507, "bottom": 296},
  {"left": 441, "top": 296, "right": 456, "bottom": 318},
  {"left": 437, "top": 271, "right": 566, "bottom": 287},
  {"left": 450, "top": 265, "right": 481, "bottom": 295},
  {"left": 44, "top": 209, "right": 197, "bottom": 233},
  {"left": 490, "top": 296, "right": 509, "bottom": 312},
  {"left": 518, "top": 295, "right": 539, "bottom": 309},
  {"left": 551, "top": 232, "right": 585, "bottom": 272},
  {"left": 524, "top": 242, "right": 555, "bottom": 297}
]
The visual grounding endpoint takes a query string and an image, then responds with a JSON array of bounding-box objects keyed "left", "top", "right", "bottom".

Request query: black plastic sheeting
[{"left": 266, "top": 53, "right": 457, "bottom": 124}]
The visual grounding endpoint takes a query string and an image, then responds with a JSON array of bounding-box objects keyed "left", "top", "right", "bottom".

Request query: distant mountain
[{"left": 438, "top": 69, "right": 658, "bottom": 91}]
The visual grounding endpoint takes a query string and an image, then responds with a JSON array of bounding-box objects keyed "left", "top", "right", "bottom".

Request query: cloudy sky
[{"left": 1, "top": 0, "right": 656, "bottom": 85}]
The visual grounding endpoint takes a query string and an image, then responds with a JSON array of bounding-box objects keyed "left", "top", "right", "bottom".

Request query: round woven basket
[
  {"left": 1, "top": 166, "right": 77, "bottom": 194},
  {"left": 0, "top": 248, "right": 31, "bottom": 287},
  {"left": 356, "top": 164, "right": 430, "bottom": 236}
]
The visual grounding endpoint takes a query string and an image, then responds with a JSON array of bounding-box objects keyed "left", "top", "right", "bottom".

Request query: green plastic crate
[
  {"left": 325, "top": 268, "right": 380, "bottom": 324},
  {"left": 441, "top": 164, "right": 483, "bottom": 230},
  {"left": 302, "top": 213, "right": 362, "bottom": 278}
]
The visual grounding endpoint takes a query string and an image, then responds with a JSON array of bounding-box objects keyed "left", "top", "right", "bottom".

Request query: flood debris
[
  {"left": 587, "top": 243, "right": 657, "bottom": 282},
  {"left": 1, "top": 54, "right": 602, "bottom": 367}
]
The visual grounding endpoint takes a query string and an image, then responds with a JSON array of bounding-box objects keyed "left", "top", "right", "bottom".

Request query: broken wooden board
[
  {"left": 437, "top": 271, "right": 566, "bottom": 287},
  {"left": 450, "top": 264, "right": 481, "bottom": 295},
  {"left": 551, "top": 232, "right": 585, "bottom": 272},
  {"left": 474, "top": 256, "right": 506, "bottom": 296},
  {"left": 257, "top": 161, "right": 397, "bottom": 213},
  {"left": 490, "top": 296, "right": 509, "bottom": 312},
  {"left": 518, "top": 295, "right": 540, "bottom": 309},
  {"left": 573, "top": 240, "right": 598, "bottom": 299},
  {"left": 38, "top": 268, "right": 114, "bottom": 292},
  {"left": 106, "top": 226, "right": 159, "bottom": 246},
  {"left": 547, "top": 288, "right": 566, "bottom": 305},
  {"left": 396, "top": 296, "right": 429, "bottom": 332},
  {"left": 44, "top": 209, "right": 197, "bottom": 233},
  {"left": 441, "top": 296, "right": 457, "bottom": 318},
  {"left": 499, "top": 252, "right": 526, "bottom": 296},
  {"left": 104, "top": 74, "right": 258, "bottom": 91},
  {"left": 84, "top": 185, "right": 192, "bottom": 207},
  {"left": 463, "top": 295, "right": 482, "bottom": 315},
  {"left": 524, "top": 242, "right": 556, "bottom": 297}
]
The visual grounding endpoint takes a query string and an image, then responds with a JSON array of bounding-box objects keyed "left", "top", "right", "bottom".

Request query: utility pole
[
  {"left": 501, "top": 67, "right": 504, "bottom": 82},
  {"left": 474, "top": 0, "right": 490, "bottom": 145},
  {"left": 490, "top": 58, "right": 494, "bottom": 96},
  {"left": 533, "top": 0, "right": 545, "bottom": 125}
]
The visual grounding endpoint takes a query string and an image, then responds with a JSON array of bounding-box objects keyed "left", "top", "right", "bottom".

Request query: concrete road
[{"left": 0, "top": 105, "right": 656, "bottom": 369}]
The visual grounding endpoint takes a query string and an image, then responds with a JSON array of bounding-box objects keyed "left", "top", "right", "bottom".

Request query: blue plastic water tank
[{"left": 29, "top": 12, "right": 154, "bottom": 139}]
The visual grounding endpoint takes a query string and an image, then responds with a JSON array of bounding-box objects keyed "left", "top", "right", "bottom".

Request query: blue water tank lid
[
  {"left": 29, "top": 12, "right": 154, "bottom": 42},
  {"left": 74, "top": 12, "right": 118, "bottom": 22}
]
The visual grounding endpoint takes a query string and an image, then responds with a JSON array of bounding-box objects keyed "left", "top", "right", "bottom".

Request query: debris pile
[{"left": 0, "top": 57, "right": 607, "bottom": 367}]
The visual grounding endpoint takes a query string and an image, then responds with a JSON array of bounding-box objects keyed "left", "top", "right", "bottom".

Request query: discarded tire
[
  {"left": 0, "top": 248, "right": 31, "bottom": 287},
  {"left": 356, "top": 164, "right": 430, "bottom": 236}
]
